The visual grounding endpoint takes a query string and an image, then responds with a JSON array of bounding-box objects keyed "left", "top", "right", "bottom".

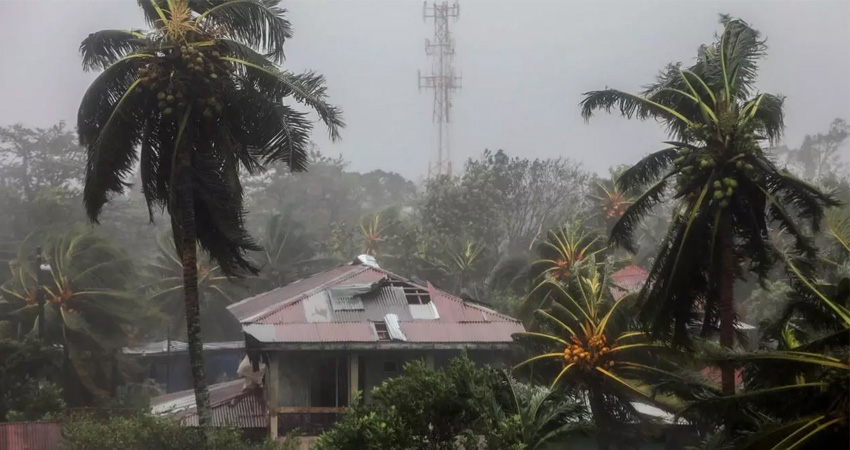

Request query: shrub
[{"left": 62, "top": 414, "right": 295, "bottom": 450}]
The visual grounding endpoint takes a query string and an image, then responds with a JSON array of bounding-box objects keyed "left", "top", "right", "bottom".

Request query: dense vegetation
[{"left": 0, "top": 3, "right": 847, "bottom": 450}]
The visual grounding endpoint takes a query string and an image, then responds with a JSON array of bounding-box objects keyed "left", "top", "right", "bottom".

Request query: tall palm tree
[
  {"left": 77, "top": 0, "right": 343, "bottom": 430},
  {"left": 580, "top": 15, "right": 837, "bottom": 394},
  {"left": 514, "top": 261, "right": 695, "bottom": 450},
  {"left": 0, "top": 229, "right": 139, "bottom": 404},
  {"left": 692, "top": 253, "right": 849, "bottom": 449}
]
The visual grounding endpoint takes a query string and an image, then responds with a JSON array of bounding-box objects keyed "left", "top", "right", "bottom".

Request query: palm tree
[
  {"left": 146, "top": 234, "right": 244, "bottom": 342},
  {"left": 514, "top": 261, "right": 693, "bottom": 449},
  {"left": 0, "top": 228, "right": 139, "bottom": 404},
  {"left": 580, "top": 15, "right": 837, "bottom": 394},
  {"left": 77, "top": 0, "right": 343, "bottom": 429},
  {"left": 360, "top": 213, "right": 388, "bottom": 256},
  {"left": 589, "top": 180, "right": 632, "bottom": 231},
  {"left": 691, "top": 253, "right": 849, "bottom": 449},
  {"left": 252, "top": 213, "right": 327, "bottom": 291},
  {"left": 483, "top": 372, "right": 587, "bottom": 450}
]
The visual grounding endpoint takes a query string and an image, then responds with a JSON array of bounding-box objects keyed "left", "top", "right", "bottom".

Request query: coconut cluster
[
  {"left": 563, "top": 334, "right": 615, "bottom": 370},
  {"left": 136, "top": 43, "right": 235, "bottom": 119}
]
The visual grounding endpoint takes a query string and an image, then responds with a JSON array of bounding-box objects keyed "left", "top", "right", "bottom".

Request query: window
[
  {"left": 309, "top": 355, "right": 349, "bottom": 407},
  {"left": 374, "top": 321, "right": 390, "bottom": 341},
  {"left": 388, "top": 281, "right": 431, "bottom": 304},
  {"left": 382, "top": 360, "right": 400, "bottom": 374}
]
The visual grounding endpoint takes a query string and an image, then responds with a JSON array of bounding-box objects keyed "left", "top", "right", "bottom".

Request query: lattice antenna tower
[{"left": 418, "top": 1, "right": 461, "bottom": 178}]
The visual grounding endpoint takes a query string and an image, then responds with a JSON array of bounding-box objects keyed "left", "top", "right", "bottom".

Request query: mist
[{"left": 1, "top": 0, "right": 847, "bottom": 179}]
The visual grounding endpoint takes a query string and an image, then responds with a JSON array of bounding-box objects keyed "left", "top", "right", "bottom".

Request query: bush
[
  {"left": 312, "top": 355, "right": 584, "bottom": 450},
  {"left": 62, "top": 414, "right": 295, "bottom": 450}
]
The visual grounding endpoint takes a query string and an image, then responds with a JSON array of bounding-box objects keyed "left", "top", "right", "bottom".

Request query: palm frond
[
  {"left": 198, "top": 0, "right": 291, "bottom": 64},
  {"left": 79, "top": 29, "right": 151, "bottom": 71},
  {"left": 616, "top": 148, "right": 678, "bottom": 192}
]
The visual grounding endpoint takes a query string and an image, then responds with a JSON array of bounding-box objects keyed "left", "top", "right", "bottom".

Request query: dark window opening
[
  {"left": 309, "top": 355, "right": 349, "bottom": 407},
  {"left": 382, "top": 360, "right": 400, "bottom": 374},
  {"left": 374, "top": 322, "right": 390, "bottom": 341}
]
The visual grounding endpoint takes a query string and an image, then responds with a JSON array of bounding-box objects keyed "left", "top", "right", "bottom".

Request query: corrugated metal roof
[
  {"left": 401, "top": 321, "right": 525, "bottom": 342},
  {"left": 611, "top": 265, "right": 648, "bottom": 300},
  {"left": 232, "top": 263, "right": 524, "bottom": 345},
  {"left": 228, "top": 265, "right": 365, "bottom": 322},
  {"left": 124, "top": 340, "right": 243, "bottom": 355},
  {"left": 0, "top": 422, "right": 62, "bottom": 450},
  {"left": 152, "top": 380, "right": 269, "bottom": 428},
  {"left": 244, "top": 322, "right": 378, "bottom": 342}
]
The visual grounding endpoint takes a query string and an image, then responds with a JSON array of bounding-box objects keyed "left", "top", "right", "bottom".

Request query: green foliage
[
  {"left": 0, "top": 338, "right": 65, "bottom": 422},
  {"left": 313, "top": 356, "right": 584, "bottom": 450},
  {"left": 78, "top": 0, "right": 343, "bottom": 276},
  {"left": 581, "top": 15, "right": 838, "bottom": 348},
  {"left": 145, "top": 234, "right": 246, "bottom": 341},
  {"left": 62, "top": 414, "right": 296, "bottom": 450}
]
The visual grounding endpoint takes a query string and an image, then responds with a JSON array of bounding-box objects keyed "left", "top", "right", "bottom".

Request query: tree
[
  {"left": 0, "top": 228, "right": 139, "bottom": 405},
  {"left": 77, "top": 0, "right": 342, "bottom": 432},
  {"left": 249, "top": 213, "right": 326, "bottom": 292},
  {"left": 779, "top": 118, "right": 849, "bottom": 184},
  {"left": 0, "top": 122, "right": 84, "bottom": 202},
  {"left": 146, "top": 234, "right": 245, "bottom": 342},
  {"left": 691, "top": 253, "right": 849, "bottom": 449},
  {"left": 0, "top": 338, "right": 65, "bottom": 422},
  {"left": 312, "top": 356, "right": 584, "bottom": 450},
  {"left": 514, "top": 261, "right": 692, "bottom": 450},
  {"left": 580, "top": 15, "right": 838, "bottom": 394}
]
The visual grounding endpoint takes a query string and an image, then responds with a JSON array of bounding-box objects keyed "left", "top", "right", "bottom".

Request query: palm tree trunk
[
  {"left": 588, "top": 389, "right": 611, "bottom": 450},
  {"left": 177, "top": 143, "right": 213, "bottom": 439},
  {"left": 718, "top": 214, "right": 736, "bottom": 395}
]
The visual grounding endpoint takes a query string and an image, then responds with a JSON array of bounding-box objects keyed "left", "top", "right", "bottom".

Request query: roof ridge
[{"left": 245, "top": 265, "right": 370, "bottom": 323}]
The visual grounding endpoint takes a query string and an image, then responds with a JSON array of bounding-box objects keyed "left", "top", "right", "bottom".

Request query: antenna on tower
[{"left": 418, "top": 1, "right": 461, "bottom": 178}]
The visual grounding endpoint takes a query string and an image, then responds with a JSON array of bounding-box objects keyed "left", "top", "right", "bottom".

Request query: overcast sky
[{"left": 0, "top": 0, "right": 847, "bottom": 181}]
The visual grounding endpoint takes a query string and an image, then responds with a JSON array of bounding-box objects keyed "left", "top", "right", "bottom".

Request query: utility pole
[
  {"left": 35, "top": 246, "right": 45, "bottom": 339},
  {"left": 419, "top": 1, "right": 461, "bottom": 178}
]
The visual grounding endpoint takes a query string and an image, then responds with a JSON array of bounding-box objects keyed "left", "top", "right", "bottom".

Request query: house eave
[{"left": 250, "top": 341, "right": 518, "bottom": 351}]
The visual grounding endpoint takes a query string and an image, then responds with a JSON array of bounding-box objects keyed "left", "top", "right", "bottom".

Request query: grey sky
[{"left": 0, "top": 0, "right": 847, "bottom": 181}]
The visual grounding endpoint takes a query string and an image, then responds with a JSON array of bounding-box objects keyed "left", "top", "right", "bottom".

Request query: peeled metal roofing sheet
[{"left": 228, "top": 265, "right": 363, "bottom": 322}]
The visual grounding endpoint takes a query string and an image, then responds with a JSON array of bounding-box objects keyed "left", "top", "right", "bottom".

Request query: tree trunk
[
  {"left": 588, "top": 389, "right": 611, "bottom": 450},
  {"left": 177, "top": 142, "right": 213, "bottom": 442},
  {"left": 718, "top": 213, "right": 736, "bottom": 395}
]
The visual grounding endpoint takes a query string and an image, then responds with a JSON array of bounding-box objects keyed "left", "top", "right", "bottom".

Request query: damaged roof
[
  {"left": 151, "top": 379, "right": 268, "bottom": 428},
  {"left": 227, "top": 263, "right": 524, "bottom": 345}
]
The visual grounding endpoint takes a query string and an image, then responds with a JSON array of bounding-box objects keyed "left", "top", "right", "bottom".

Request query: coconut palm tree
[
  {"left": 77, "top": 0, "right": 343, "bottom": 429},
  {"left": 580, "top": 15, "right": 837, "bottom": 394},
  {"left": 692, "top": 253, "right": 849, "bottom": 449},
  {"left": 514, "top": 261, "right": 696, "bottom": 449},
  {"left": 0, "top": 228, "right": 139, "bottom": 404}
]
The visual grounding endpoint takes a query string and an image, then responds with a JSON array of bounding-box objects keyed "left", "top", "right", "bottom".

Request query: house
[
  {"left": 125, "top": 340, "right": 244, "bottom": 392},
  {"left": 225, "top": 255, "right": 525, "bottom": 437}
]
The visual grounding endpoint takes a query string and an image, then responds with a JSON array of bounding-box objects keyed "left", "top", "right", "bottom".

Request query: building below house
[{"left": 125, "top": 340, "right": 244, "bottom": 392}]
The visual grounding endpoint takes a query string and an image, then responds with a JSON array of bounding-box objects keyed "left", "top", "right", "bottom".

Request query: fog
[{"left": 1, "top": 0, "right": 847, "bottom": 179}]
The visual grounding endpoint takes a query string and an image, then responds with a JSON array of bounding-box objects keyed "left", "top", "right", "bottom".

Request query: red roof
[
  {"left": 0, "top": 422, "right": 62, "bottom": 450},
  {"left": 611, "top": 265, "right": 648, "bottom": 300},
  {"left": 151, "top": 380, "right": 268, "bottom": 428},
  {"left": 229, "top": 263, "right": 524, "bottom": 345},
  {"left": 700, "top": 367, "right": 745, "bottom": 388}
]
